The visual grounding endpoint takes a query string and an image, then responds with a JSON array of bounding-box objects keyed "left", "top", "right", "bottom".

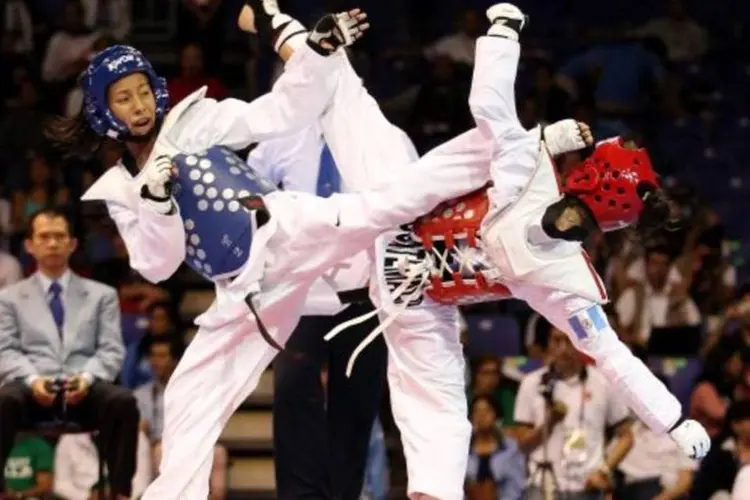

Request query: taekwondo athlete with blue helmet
[{"left": 51, "top": 4, "right": 495, "bottom": 500}]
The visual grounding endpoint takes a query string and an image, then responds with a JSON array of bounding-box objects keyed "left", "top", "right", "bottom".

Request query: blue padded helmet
[{"left": 81, "top": 45, "right": 169, "bottom": 140}]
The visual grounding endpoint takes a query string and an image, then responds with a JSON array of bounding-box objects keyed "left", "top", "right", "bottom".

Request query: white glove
[
  {"left": 543, "top": 119, "right": 592, "bottom": 156},
  {"left": 141, "top": 157, "right": 175, "bottom": 214},
  {"left": 669, "top": 419, "right": 711, "bottom": 459},
  {"left": 306, "top": 9, "right": 369, "bottom": 55}
]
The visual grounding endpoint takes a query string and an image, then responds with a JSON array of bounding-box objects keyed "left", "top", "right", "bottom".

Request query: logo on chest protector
[{"left": 382, "top": 228, "right": 426, "bottom": 307}]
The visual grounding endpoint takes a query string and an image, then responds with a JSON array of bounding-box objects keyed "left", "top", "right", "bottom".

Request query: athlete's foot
[
  {"left": 306, "top": 9, "right": 369, "bottom": 56},
  {"left": 486, "top": 3, "right": 527, "bottom": 41}
]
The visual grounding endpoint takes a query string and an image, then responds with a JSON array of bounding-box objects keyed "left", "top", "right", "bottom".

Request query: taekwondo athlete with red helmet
[
  {"left": 455, "top": 3, "right": 710, "bottom": 460},
  {"left": 65, "top": 4, "right": 493, "bottom": 499}
]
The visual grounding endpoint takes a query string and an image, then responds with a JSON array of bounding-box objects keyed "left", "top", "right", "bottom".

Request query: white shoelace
[
  {"left": 325, "top": 238, "right": 492, "bottom": 377},
  {"left": 324, "top": 255, "right": 431, "bottom": 377}
]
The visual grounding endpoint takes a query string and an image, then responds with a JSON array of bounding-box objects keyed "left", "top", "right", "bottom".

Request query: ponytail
[
  {"left": 636, "top": 183, "right": 681, "bottom": 241},
  {"left": 43, "top": 109, "right": 104, "bottom": 160}
]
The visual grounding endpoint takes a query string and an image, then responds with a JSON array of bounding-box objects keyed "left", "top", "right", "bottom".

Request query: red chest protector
[{"left": 411, "top": 184, "right": 513, "bottom": 306}]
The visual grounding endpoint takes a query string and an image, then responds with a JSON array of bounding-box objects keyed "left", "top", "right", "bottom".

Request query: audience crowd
[{"left": 0, "top": 0, "right": 748, "bottom": 499}]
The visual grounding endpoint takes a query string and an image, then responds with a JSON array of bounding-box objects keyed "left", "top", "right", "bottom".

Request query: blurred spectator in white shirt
[
  {"left": 615, "top": 419, "right": 697, "bottom": 499},
  {"left": 616, "top": 245, "right": 701, "bottom": 346},
  {"left": 514, "top": 327, "right": 634, "bottom": 499},
  {"left": 134, "top": 336, "right": 228, "bottom": 499},
  {"left": 424, "top": 9, "right": 482, "bottom": 66},
  {"left": 42, "top": 0, "right": 101, "bottom": 83},
  {"left": 80, "top": 0, "right": 131, "bottom": 41},
  {"left": 53, "top": 432, "right": 152, "bottom": 500}
]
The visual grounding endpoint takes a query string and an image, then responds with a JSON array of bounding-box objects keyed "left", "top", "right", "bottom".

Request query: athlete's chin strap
[{"left": 324, "top": 256, "right": 432, "bottom": 377}]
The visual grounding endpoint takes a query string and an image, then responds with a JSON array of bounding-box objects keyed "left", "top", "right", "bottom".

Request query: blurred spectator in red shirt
[{"left": 167, "top": 41, "right": 227, "bottom": 107}]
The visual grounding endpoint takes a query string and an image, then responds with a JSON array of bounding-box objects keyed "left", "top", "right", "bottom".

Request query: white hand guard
[
  {"left": 543, "top": 119, "right": 587, "bottom": 157},
  {"left": 669, "top": 419, "right": 711, "bottom": 459},
  {"left": 141, "top": 156, "right": 175, "bottom": 215}
]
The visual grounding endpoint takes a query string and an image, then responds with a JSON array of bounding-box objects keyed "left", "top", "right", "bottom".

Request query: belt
[{"left": 337, "top": 287, "right": 369, "bottom": 304}]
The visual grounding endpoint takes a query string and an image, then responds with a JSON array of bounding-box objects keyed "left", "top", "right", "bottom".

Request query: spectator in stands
[
  {"left": 167, "top": 42, "right": 227, "bottom": 107},
  {"left": 1, "top": 0, "right": 34, "bottom": 56},
  {"left": 634, "top": 0, "right": 708, "bottom": 63},
  {"left": 121, "top": 301, "right": 182, "bottom": 389},
  {"left": 690, "top": 343, "right": 745, "bottom": 439},
  {"left": 80, "top": 0, "right": 131, "bottom": 41},
  {"left": 616, "top": 379, "right": 698, "bottom": 499},
  {"left": 690, "top": 400, "right": 750, "bottom": 498},
  {"left": 62, "top": 33, "right": 117, "bottom": 117},
  {"left": 54, "top": 429, "right": 152, "bottom": 499},
  {"left": 2, "top": 435, "right": 54, "bottom": 499},
  {"left": 424, "top": 8, "right": 482, "bottom": 67},
  {"left": 0, "top": 79, "right": 45, "bottom": 177},
  {"left": 514, "top": 326, "right": 634, "bottom": 500},
  {"left": 467, "top": 355, "right": 518, "bottom": 428},
  {"left": 134, "top": 336, "right": 228, "bottom": 500},
  {"left": 615, "top": 244, "right": 701, "bottom": 349},
  {"left": 41, "top": 0, "right": 100, "bottom": 85},
  {"left": 553, "top": 34, "right": 665, "bottom": 136},
  {"left": 0, "top": 237, "right": 23, "bottom": 287},
  {"left": 407, "top": 54, "right": 472, "bottom": 153},
  {"left": 176, "top": 0, "right": 230, "bottom": 75},
  {"left": 10, "top": 151, "right": 70, "bottom": 235},
  {"left": 465, "top": 395, "right": 525, "bottom": 500},
  {"left": 678, "top": 222, "right": 737, "bottom": 318},
  {"left": 0, "top": 207, "right": 138, "bottom": 499}
]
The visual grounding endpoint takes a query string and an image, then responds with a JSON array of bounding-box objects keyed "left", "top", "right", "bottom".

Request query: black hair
[
  {"left": 727, "top": 399, "right": 750, "bottom": 424},
  {"left": 26, "top": 206, "right": 74, "bottom": 239},
  {"left": 43, "top": 108, "right": 105, "bottom": 160},
  {"left": 148, "top": 334, "right": 186, "bottom": 361},
  {"left": 636, "top": 183, "right": 679, "bottom": 241},
  {"left": 469, "top": 394, "right": 503, "bottom": 420}
]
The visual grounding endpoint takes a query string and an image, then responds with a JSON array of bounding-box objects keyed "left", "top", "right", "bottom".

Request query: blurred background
[{"left": 1, "top": 0, "right": 749, "bottom": 498}]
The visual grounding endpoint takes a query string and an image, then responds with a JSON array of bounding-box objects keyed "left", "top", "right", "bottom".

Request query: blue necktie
[
  {"left": 316, "top": 143, "right": 341, "bottom": 198},
  {"left": 49, "top": 281, "right": 64, "bottom": 336}
]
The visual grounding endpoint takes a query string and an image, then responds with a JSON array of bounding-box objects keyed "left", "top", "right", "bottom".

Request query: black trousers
[
  {"left": 0, "top": 380, "right": 139, "bottom": 496},
  {"left": 273, "top": 298, "right": 387, "bottom": 500}
]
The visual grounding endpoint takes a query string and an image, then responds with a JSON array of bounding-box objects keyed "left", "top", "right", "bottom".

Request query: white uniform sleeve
[
  {"left": 171, "top": 46, "right": 344, "bottom": 153},
  {"left": 514, "top": 373, "right": 540, "bottom": 426},
  {"left": 107, "top": 200, "right": 186, "bottom": 283},
  {"left": 605, "top": 378, "right": 632, "bottom": 426}
]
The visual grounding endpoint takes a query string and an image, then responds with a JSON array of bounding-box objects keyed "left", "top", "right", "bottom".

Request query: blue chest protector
[{"left": 171, "top": 146, "right": 277, "bottom": 281}]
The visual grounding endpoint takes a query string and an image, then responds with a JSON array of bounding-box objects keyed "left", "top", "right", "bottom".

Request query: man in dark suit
[{"left": 0, "top": 207, "right": 138, "bottom": 499}]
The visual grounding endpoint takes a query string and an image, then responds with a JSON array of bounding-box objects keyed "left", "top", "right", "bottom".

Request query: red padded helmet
[{"left": 562, "top": 137, "right": 659, "bottom": 232}]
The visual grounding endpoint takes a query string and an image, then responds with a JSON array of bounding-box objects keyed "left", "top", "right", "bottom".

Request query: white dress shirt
[
  {"left": 53, "top": 432, "right": 152, "bottom": 500},
  {"left": 36, "top": 269, "right": 72, "bottom": 308},
  {"left": 617, "top": 420, "right": 697, "bottom": 487},
  {"left": 514, "top": 366, "right": 631, "bottom": 492}
]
